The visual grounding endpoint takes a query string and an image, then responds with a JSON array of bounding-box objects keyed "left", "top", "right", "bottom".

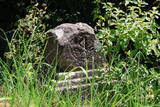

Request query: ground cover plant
[{"left": 0, "top": 0, "right": 160, "bottom": 106}]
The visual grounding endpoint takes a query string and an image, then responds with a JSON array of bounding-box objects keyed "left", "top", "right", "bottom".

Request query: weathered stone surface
[
  {"left": 52, "top": 69, "right": 106, "bottom": 91},
  {"left": 45, "top": 22, "right": 103, "bottom": 71},
  {"left": 51, "top": 69, "right": 117, "bottom": 92}
]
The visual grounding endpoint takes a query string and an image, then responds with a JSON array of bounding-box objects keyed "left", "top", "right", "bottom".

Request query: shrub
[{"left": 93, "top": 0, "right": 160, "bottom": 69}]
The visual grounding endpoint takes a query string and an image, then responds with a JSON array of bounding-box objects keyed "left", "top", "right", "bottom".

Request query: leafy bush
[{"left": 94, "top": 0, "right": 160, "bottom": 69}]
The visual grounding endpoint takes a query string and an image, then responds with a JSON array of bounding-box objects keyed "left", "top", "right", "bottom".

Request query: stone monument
[{"left": 45, "top": 22, "right": 103, "bottom": 71}]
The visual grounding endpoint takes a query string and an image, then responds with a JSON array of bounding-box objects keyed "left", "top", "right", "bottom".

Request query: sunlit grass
[
  {"left": 0, "top": 13, "right": 160, "bottom": 107},
  {"left": 0, "top": 51, "right": 160, "bottom": 106}
]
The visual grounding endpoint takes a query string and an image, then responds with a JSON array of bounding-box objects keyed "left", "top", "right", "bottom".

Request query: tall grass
[
  {"left": 0, "top": 29, "right": 56, "bottom": 106},
  {"left": 0, "top": 1, "right": 160, "bottom": 106},
  {"left": 0, "top": 41, "right": 160, "bottom": 106}
]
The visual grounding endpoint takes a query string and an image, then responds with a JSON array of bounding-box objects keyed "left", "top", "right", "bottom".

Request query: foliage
[
  {"left": 94, "top": 0, "right": 160, "bottom": 69},
  {"left": 102, "top": 53, "right": 160, "bottom": 106},
  {"left": 0, "top": 52, "right": 160, "bottom": 106},
  {"left": 5, "top": 3, "right": 48, "bottom": 71},
  {"left": 0, "top": 0, "right": 160, "bottom": 106}
]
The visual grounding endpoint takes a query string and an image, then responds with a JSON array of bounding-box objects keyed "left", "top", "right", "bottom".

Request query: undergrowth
[{"left": 0, "top": 1, "right": 160, "bottom": 107}]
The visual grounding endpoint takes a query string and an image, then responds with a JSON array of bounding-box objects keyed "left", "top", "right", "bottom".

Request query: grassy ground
[
  {"left": 1, "top": 0, "right": 160, "bottom": 106},
  {"left": 0, "top": 24, "right": 159, "bottom": 107},
  {"left": 0, "top": 54, "right": 160, "bottom": 107}
]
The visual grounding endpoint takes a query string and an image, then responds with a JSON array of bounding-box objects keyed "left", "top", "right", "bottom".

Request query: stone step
[
  {"left": 55, "top": 69, "right": 106, "bottom": 80},
  {"left": 54, "top": 82, "right": 105, "bottom": 91},
  {"left": 52, "top": 69, "right": 117, "bottom": 92},
  {"left": 52, "top": 76, "right": 102, "bottom": 88}
]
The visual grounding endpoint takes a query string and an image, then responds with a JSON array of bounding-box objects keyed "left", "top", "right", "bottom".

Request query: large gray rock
[{"left": 45, "top": 23, "right": 103, "bottom": 71}]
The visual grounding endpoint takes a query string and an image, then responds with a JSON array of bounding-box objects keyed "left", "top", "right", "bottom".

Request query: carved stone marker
[{"left": 46, "top": 23, "right": 103, "bottom": 71}]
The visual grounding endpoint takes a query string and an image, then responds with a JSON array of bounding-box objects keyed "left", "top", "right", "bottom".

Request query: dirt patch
[{"left": 0, "top": 102, "right": 10, "bottom": 107}]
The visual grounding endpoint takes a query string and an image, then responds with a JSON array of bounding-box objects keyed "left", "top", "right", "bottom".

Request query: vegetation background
[{"left": 0, "top": 0, "right": 160, "bottom": 106}]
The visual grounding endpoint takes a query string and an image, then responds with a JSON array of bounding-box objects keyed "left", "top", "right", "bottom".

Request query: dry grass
[
  {"left": 0, "top": 102, "right": 10, "bottom": 107},
  {"left": 0, "top": 86, "right": 3, "bottom": 96}
]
